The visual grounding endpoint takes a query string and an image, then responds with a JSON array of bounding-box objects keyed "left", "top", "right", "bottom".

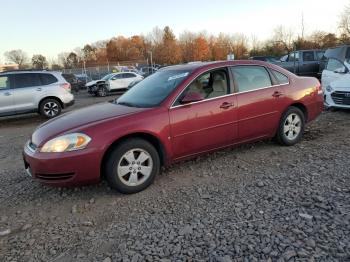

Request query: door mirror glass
[{"left": 180, "top": 92, "right": 204, "bottom": 104}]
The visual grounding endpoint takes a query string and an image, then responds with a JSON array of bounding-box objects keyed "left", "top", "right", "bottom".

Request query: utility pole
[{"left": 148, "top": 51, "right": 153, "bottom": 74}]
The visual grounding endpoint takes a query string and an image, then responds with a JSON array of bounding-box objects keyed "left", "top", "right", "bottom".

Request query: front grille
[
  {"left": 331, "top": 91, "right": 350, "bottom": 105},
  {"left": 35, "top": 173, "right": 74, "bottom": 181}
]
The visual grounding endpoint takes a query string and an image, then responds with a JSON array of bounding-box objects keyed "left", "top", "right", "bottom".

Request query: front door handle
[
  {"left": 4, "top": 91, "right": 11, "bottom": 96},
  {"left": 220, "top": 102, "right": 234, "bottom": 109},
  {"left": 36, "top": 88, "right": 42, "bottom": 91},
  {"left": 272, "top": 91, "right": 283, "bottom": 98}
]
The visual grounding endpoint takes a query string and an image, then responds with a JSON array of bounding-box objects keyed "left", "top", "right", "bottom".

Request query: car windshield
[
  {"left": 116, "top": 69, "right": 191, "bottom": 108},
  {"left": 101, "top": 74, "right": 115, "bottom": 80}
]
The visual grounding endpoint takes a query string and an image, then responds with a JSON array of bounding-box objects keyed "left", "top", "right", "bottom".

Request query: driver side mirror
[{"left": 180, "top": 92, "right": 204, "bottom": 104}]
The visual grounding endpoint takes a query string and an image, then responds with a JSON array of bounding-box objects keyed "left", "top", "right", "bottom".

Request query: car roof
[
  {"left": 0, "top": 70, "right": 61, "bottom": 75},
  {"left": 159, "top": 60, "right": 277, "bottom": 71}
]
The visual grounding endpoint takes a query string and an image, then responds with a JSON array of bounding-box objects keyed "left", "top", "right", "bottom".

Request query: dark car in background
[
  {"left": 249, "top": 56, "right": 280, "bottom": 63},
  {"left": 62, "top": 73, "right": 84, "bottom": 92},
  {"left": 277, "top": 49, "right": 325, "bottom": 78}
]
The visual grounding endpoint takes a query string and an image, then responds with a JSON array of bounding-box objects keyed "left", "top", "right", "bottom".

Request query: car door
[
  {"left": 0, "top": 74, "right": 15, "bottom": 115},
  {"left": 11, "top": 73, "right": 42, "bottom": 112},
  {"left": 122, "top": 73, "right": 137, "bottom": 87},
  {"left": 300, "top": 51, "right": 318, "bottom": 77},
  {"left": 321, "top": 58, "right": 348, "bottom": 88},
  {"left": 109, "top": 74, "right": 123, "bottom": 90},
  {"left": 169, "top": 68, "right": 238, "bottom": 159},
  {"left": 230, "top": 65, "right": 285, "bottom": 141}
]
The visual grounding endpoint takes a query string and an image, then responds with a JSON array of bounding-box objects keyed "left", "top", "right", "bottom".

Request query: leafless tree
[
  {"left": 4, "top": 49, "right": 28, "bottom": 66},
  {"left": 339, "top": 4, "right": 350, "bottom": 36},
  {"left": 272, "top": 25, "right": 295, "bottom": 52}
]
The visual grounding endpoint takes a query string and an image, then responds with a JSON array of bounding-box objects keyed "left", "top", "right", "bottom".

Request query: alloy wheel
[
  {"left": 283, "top": 113, "right": 301, "bottom": 141},
  {"left": 117, "top": 148, "right": 153, "bottom": 187},
  {"left": 43, "top": 102, "right": 59, "bottom": 117}
]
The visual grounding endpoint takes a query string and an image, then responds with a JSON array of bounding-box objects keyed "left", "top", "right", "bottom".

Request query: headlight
[
  {"left": 326, "top": 85, "right": 333, "bottom": 92},
  {"left": 40, "top": 133, "right": 91, "bottom": 153}
]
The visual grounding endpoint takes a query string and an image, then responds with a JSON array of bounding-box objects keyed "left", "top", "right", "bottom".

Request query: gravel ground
[{"left": 0, "top": 92, "right": 349, "bottom": 262}]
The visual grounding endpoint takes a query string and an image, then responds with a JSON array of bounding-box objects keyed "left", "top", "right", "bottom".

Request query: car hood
[
  {"left": 329, "top": 74, "right": 350, "bottom": 90},
  {"left": 31, "top": 102, "right": 147, "bottom": 147},
  {"left": 86, "top": 80, "right": 104, "bottom": 87}
]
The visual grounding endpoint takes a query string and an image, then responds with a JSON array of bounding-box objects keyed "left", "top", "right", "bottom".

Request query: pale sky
[{"left": 0, "top": 0, "right": 348, "bottom": 63}]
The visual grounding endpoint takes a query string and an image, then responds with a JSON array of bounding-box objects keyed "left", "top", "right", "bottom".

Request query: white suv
[
  {"left": 0, "top": 71, "right": 74, "bottom": 118},
  {"left": 86, "top": 72, "right": 143, "bottom": 97}
]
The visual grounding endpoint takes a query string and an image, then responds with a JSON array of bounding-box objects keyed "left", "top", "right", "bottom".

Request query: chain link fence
[{"left": 61, "top": 60, "right": 148, "bottom": 80}]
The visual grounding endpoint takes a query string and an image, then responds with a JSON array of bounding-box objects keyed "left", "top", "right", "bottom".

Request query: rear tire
[
  {"left": 276, "top": 106, "right": 305, "bottom": 146},
  {"left": 39, "top": 98, "right": 62, "bottom": 118},
  {"left": 105, "top": 138, "right": 160, "bottom": 194}
]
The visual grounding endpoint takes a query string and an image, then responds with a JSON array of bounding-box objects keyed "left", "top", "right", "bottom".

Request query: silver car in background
[{"left": 0, "top": 71, "right": 74, "bottom": 118}]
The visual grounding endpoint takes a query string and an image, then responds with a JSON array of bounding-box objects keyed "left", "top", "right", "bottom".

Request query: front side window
[
  {"left": 117, "top": 69, "right": 191, "bottom": 108},
  {"left": 231, "top": 66, "right": 272, "bottom": 92},
  {"left": 179, "top": 69, "right": 228, "bottom": 103},
  {"left": 303, "top": 51, "right": 315, "bottom": 62},
  {"left": 326, "top": 58, "right": 346, "bottom": 72},
  {"left": 316, "top": 51, "right": 325, "bottom": 61},
  {"left": 0, "top": 75, "right": 10, "bottom": 90},
  {"left": 14, "top": 73, "right": 41, "bottom": 89},
  {"left": 271, "top": 69, "right": 289, "bottom": 84},
  {"left": 288, "top": 52, "right": 299, "bottom": 62},
  {"left": 102, "top": 73, "right": 115, "bottom": 80}
]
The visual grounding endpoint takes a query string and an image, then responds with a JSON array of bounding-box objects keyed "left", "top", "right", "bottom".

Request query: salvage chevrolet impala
[{"left": 23, "top": 61, "right": 323, "bottom": 193}]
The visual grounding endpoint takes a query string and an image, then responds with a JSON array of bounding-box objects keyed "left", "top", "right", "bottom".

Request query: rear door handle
[
  {"left": 272, "top": 91, "right": 283, "bottom": 98},
  {"left": 36, "top": 88, "right": 42, "bottom": 91},
  {"left": 4, "top": 91, "right": 11, "bottom": 96},
  {"left": 220, "top": 102, "right": 234, "bottom": 109}
]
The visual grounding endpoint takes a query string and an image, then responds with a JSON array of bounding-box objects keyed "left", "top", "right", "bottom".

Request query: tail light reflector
[{"left": 61, "top": 83, "right": 71, "bottom": 92}]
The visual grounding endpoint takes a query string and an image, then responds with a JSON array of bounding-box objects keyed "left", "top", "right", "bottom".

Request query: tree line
[{"left": 4, "top": 7, "right": 350, "bottom": 70}]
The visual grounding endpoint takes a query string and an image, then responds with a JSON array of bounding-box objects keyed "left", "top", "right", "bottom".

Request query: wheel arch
[
  {"left": 38, "top": 96, "right": 64, "bottom": 111},
  {"left": 100, "top": 132, "right": 167, "bottom": 178},
  {"left": 287, "top": 102, "right": 308, "bottom": 122}
]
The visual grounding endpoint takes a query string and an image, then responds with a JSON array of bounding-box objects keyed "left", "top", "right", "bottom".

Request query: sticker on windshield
[{"left": 168, "top": 72, "right": 189, "bottom": 81}]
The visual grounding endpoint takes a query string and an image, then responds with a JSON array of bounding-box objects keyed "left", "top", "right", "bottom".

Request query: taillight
[
  {"left": 316, "top": 82, "right": 323, "bottom": 95},
  {"left": 60, "top": 83, "right": 71, "bottom": 92}
]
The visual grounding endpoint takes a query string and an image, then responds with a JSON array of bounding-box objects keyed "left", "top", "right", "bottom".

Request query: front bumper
[
  {"left": 64, "top": 99, "right": 75, "bottom": 108},
  {"left": 324, "top": 91, "right": 350, "bottom": 109},
  {"left": 23, "top": 141, "right": 101, "bottom": 187}
]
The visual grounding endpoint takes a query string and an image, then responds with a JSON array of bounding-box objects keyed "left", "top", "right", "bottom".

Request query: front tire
[
  {"left": 276, "top": 106, "right": 305, "bottom": 146},
  {"left": 105, "top": 138, "right": 160, "bottom": 194},
  {"left": 97, "top": 85, "right": 107, "bottom": 97},
  {"left": 39, "top": 98, "right": 62, "bottom": 118}
]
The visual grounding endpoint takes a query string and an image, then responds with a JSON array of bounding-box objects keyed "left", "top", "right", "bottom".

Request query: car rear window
[{"left": 39, "top": 73, "right": 58, "bottom": 85}]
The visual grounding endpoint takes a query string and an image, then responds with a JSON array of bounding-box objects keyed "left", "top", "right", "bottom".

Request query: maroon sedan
[{"left": 23, "top": 61, "right": 323, "bottom": 193}]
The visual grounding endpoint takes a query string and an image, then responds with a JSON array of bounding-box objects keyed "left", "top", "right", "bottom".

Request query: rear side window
[
  {"left": 13, "top": 73, "right": 41, "bottom": 89},
  {"left": 40, "top": 74, "right": 58, "bottom": 85},
  {"left": 231, "top": 66, "right": 272, "bottom": 92},
  {"left": 303, "top": 51, "right": 315, "bottom": 62},
  {"left": 288, "top": 52, "right": 299, "bottom": 62},
  {"left": 0, "top": 75, "right": 10, "bottom": 89},
  {"left": 271, "top": 69, "right": 289, "bottom": 84},
  {"left": 326, "top": 59, "right": 346, "bottom": 72},
  {"left": 122, "top": 73, "right": 136, "bottom": 78}
]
